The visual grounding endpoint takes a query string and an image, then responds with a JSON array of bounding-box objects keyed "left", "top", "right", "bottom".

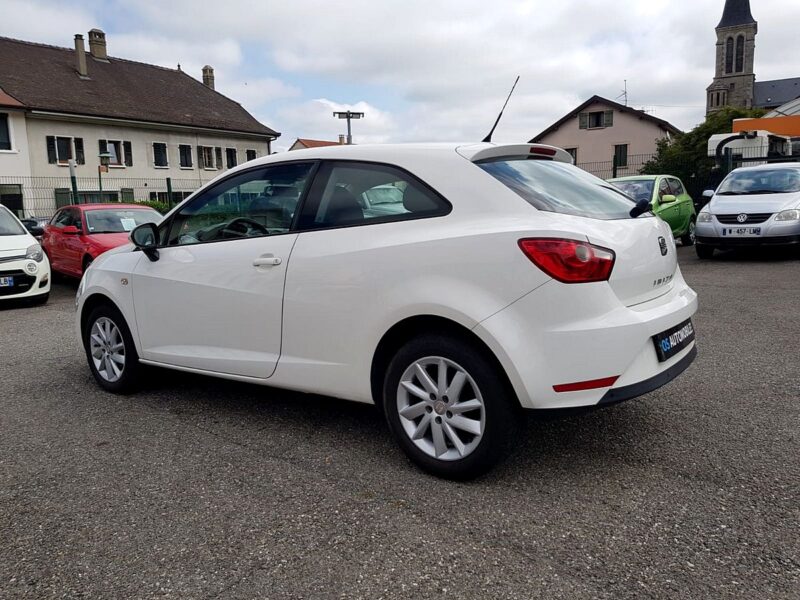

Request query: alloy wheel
[
  {"left": 689, "top": 221, "right": 697, "bottom": 244},
  {"left": 89, "top": 317, "right": 126, "bottom": 383},
  {"left": 397, "top": 356, "right": 485, "bottom": 461}
]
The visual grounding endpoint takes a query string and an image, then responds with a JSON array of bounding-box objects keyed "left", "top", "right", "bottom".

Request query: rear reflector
[
  {"left": 553, "top": 376, "right": 619, "bottom": 393},
  {"left": 518, "top": 238, "right": 615, "bottom": 283}
]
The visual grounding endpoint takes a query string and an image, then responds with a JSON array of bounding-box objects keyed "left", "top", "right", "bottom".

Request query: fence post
[
  {"left": 166, "top": 177, "right": 174, "bottom": 208},
  {"left": 68, "top": 160, "right": 80, "bottom": 204},
  {"left": 723, "top": 148, "right": 733, "bottom": 174},
  {"left": 612, "top": 154, "right": 618, "bottom": 179}
]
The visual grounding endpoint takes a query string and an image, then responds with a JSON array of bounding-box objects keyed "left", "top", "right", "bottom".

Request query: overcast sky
[{"left": 3, "top": 0, "right": 799, "bottom": 151}]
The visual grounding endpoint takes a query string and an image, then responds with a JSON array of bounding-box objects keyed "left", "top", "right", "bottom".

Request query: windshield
[
  {"left": 610, "top": 179, "right": 655, "bottom": 203},
  {"left": 478, "top": 158, "right": 639, "bottom": 220},
  {"left": 0, "top": 206, "right": 26, "bottom": 236},
  {"left": 717, "top": 168, "right": 800, "bottom": 195},
  {"left": 85, "top": 208, "right": 161, "bottom": 234}
]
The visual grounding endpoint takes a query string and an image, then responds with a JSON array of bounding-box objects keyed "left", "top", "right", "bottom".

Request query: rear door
[
  {"left": 43, "top": 209, "right": 70, "bottom": 271},
  {"left": 61, "top": 208, "right": 86, "bottom": 275},
  {"left": 656, "top": 177, "right": 681, "bottom": 235}
]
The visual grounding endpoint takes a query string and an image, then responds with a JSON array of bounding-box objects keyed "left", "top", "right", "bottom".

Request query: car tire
[
  {"left": 83, "top": 304, "right": 141, "bottom": 394},
  {"left": 382, "top": 334, "right": 520, "bottom": 480},
  {"left": 696, "top": 244, "right": 715, "bottom": 259},
  {"left": 681, "top": 219, "right": 696, "bottom": 246}
]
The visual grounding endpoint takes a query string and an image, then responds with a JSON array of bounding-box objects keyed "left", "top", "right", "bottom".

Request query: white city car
[
  {"left": 76, "top": 143, "right": 698, "bottom": 478},
  {"left": 0, "top": 205, "right": 50, "bottom": 304}
]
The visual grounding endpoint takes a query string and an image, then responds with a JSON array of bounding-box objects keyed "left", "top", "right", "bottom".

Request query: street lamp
[
  {"left": 332, "top": 111, "right": 365, "bottom": 145},
  {"left": 98, "top": 151, "right": 111, "bottom": 200}
]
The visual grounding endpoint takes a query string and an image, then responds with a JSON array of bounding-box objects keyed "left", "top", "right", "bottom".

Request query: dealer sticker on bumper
[{"left": 652, "top": 319, "right": 695, "bottom": 362}]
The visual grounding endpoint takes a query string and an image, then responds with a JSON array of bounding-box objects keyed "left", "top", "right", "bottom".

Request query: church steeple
[
  {"left": 717, "top": 0, "right": 756, "bottom": 29},
  {"left": 707, "top": 0, "right": 758, "bottom": 114}
]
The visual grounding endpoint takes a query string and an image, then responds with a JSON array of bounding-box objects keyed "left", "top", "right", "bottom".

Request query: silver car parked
[{"left": 695, "top": 163, "right": 800, "bottom": 258}]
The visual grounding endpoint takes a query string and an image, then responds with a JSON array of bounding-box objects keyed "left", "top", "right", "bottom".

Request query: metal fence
[
  {"left": 576, "top": 153, "right": 657, "bottom": 180},
  {"left": 0, "top": 176, "right": 202, "bottom": 220}
]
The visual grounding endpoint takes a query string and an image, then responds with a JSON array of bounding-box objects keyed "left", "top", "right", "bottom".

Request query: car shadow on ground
[{"left": 129, "top": 365, "right": 657, "bottom": 484}]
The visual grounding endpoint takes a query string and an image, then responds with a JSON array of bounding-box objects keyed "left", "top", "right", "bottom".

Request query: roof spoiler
[{"left": 457, "top": 143, "right": 575, "bottom": 164}]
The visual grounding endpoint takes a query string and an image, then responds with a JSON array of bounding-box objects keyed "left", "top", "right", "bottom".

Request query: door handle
[{"left": 253, "top": 255, "right": 282, "bottom": 267}]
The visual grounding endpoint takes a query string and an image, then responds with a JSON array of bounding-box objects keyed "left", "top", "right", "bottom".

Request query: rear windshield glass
[
  {"left": 85, "top": 208, "right": 161, "bottom": 234},
  {"left": 716, "top": 168, "right": 800, "bottom": 195},
  {"left": 0, "top": 206, "right": 26, "bottom": 236},
  {"left": 477, "top": 158, "right": 638, "bottom": 220},
  {"left": 610, "top": 179, "right": 655, "bottom": 203}
]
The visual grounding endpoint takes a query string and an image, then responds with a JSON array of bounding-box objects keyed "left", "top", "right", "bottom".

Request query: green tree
[{"left": 641, "top": 107, "right": 765, "bottom": 198}]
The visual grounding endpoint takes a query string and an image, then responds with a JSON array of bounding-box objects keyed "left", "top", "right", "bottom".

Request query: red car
[{"left": 43, "top": 204, "right": 161, "bottom": 277}]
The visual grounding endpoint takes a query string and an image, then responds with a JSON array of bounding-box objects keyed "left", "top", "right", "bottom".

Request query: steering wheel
[{"left": 220, "top": 217, "right": 269, "bottom": 238}]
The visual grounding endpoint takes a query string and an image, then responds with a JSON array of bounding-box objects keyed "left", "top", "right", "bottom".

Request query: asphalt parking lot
[{"left": 1, "top": 246, "right": 798, "bottom": 599}]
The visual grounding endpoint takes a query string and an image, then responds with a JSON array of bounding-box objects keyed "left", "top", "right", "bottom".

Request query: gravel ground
[{"left": 1, "top": 246, "right": 798, "bottom": 599}]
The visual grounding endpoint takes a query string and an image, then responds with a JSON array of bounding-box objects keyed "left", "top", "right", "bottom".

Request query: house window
[
  {"left": 153, "top": 142, "right": 168, "bottom": 168},
  {"left": 121, "top": 188, "right": 135, "bottom": 202},
  {"left": 199, "top": 146, "right": 215, "bottom": 169},
  {"left": 0, "top": 114, "right": 11, "bottom": 150},
  {"left": 46, "top": 136, "right": 85, "bottom": 165},
  {"left": 564, "top": 148, "right": 578, "bottom": 163},
  {"left": 0, "top": 184, "right": 23, "bottom": 215},
  {"left": 246, "top": 149, "right": 257, "bottom": 161},
  {"left": 579, "top": 110, "right": 613, "bottom": 130},
  {"left": 725, "top": 37, "right": 734, "bottom": 74},
  {"left": 226, "top": 148, "right": 237, "bottom": 169},
  {"left": 614, "top": 144, "right": 629, "bottom": 168},
  {"left": 179, "top": 144, "right": 193, "bottom": 168},
  {"left": 99, "top": 139, "right": 133, "bottom": 167}
]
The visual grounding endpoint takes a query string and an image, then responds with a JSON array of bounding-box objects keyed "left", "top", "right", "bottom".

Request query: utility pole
[{"left": 332, "top": 111, "right": 365, "bottom": 144}]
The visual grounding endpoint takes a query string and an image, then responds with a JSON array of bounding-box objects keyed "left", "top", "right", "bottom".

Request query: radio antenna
[{"left": 482, "top": 75, "right": 520, "bottom": 143}]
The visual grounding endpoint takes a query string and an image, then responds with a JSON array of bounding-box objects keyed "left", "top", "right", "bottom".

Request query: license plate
[
  {"left": 652, "top": 319, "right": 695, "bottom": 362},
  {"left": 0, "top": 276, "right": 14, "bottom": 287},
  {"left": 723, "top": 227, "right": 761, "bottom": 237}
]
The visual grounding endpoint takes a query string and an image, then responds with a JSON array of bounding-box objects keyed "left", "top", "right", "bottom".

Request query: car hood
[
  {"left": 88, "top": 232, "right": 133, "bottom": 251},
  {"left": 0, "top": 233, "right": 34, "bottom": 257},
  {"left": 709, "top": 192, "right": 800, "bottom": 214}
]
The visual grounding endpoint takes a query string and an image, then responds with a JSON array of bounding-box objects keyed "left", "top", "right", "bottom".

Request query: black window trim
[
  {"left": 293, "top": 159, "right": 453, "bottom": 234},
  {"left": 153, "top": 159, "right": 321, "bottom": 249}
]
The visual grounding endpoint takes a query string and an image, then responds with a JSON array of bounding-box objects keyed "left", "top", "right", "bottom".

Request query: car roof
[
  {"left": 731, "top": 162, "right": 800, "bottom": 173},
  {"left": 66, "top": 203, "right": 158, "bottom": 211}
]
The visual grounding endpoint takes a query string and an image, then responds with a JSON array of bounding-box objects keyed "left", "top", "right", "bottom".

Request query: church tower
[{"left": 706, "top": 0, "right": 757, "bottom": 114}]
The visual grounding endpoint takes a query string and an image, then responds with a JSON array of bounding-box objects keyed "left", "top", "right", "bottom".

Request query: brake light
[
  {"left": 529, "top": 146, "right": 557, "bottom": 156},
  {"left": 518, "top": 238, "right": 615, "bottom": 283}
]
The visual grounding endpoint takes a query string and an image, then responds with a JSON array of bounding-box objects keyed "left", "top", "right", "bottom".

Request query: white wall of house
[
  {"left": 536, "top": 100, "right": 671, "bottom": 167},
  {"left": 10, "top": 114, "right": 272, "bottom": 216},
  {"left": 0, "top": 109, "right": 33, "bottom": 178}
]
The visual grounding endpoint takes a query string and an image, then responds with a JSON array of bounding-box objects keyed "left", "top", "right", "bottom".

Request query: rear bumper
[{"left": 473, "top": 269, "right": 698, "bottom": 410}]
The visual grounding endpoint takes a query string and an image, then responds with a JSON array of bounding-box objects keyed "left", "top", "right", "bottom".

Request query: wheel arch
[
  {"left": 369, "top": 314, "right": 521, "bottom": 409},
  {"left": 79, "top": 292, "right": 119, "bottom": 336}
]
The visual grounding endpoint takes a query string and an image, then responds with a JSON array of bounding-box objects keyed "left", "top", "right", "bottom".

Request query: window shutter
[
  {"left": 74, "top": 138, "right": 85, "bottom": 165},
  {"left": 46, "top": 136, "right": 57, "bottom": 164},
  {"left": 197, "top": 145, "right": 204, "bottom": 168},
  {"left": 123, "top": 141, "right": 133, "bottom": 166},
  {"left": 214, "top": 147, "right": 223, "bottom": 170},
  {"left": 99, "top": 139, "right": 108, "bottom": 155},
  {"left": 578, "top": 113, "right": 588, "bottom": 130},
  {"left": 604, "top": 110, "right": 614, "bottom": 128}
]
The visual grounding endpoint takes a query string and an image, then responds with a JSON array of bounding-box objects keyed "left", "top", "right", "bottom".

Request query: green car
[{"left": 608, "top": 175, "right": 697, "bottom": 245}]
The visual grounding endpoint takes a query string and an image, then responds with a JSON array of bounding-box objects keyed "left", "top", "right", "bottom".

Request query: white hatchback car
[
  {"left": 0, "top": 205, "right": 51, "bottom": 304},
  {"left": 76, "top": 143, "right": 698, "bottom": 478}
]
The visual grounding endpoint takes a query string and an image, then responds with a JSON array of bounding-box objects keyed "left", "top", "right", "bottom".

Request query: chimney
[
  {"left": 88, "top": 28, "right": 107, "bottom": 61},
  {"left": 202, "top": 65, "right": 215, "bottom": 90},
  {"left": 338, "top": 134, "right": 346, "bottom": 145},
  {"left": 74, "top": 34, "right": 88, "bottom": 77}
]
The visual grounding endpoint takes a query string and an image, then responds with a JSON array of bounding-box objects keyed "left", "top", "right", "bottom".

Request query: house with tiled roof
[
  {"left": 0, "top": 30, "right": 280, "bottom": 216},
  {"left": 288, "top": 137, "right": 346, "bottom": 151}
]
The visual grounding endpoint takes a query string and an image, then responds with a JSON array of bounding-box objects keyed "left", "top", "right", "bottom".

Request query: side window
[
  {"left": 658, "top": 178, "right": 671, "bottom": 200},
  {"left": 669, "top": 178, "right": 685, "bottom": 196},
  {"left": 52, "top": 209, "right": 74, "bottom": 228},
  {"left": 166, "top": 162, "right": 314, "bottom": 246},
  {"left": 300, "top": 162, "right": 449, "bottom": 229}
]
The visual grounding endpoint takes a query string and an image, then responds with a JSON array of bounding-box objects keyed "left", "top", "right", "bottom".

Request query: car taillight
[{"left": 518, "top": 238, "right": 615, "bottom": 283}]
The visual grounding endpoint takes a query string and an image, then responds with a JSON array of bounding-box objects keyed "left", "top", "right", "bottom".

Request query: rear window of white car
[{"left": 477, "top": 158, "right": 639, "bottom": 220}]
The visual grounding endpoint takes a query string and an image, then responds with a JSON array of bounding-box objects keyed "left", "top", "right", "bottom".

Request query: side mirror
[
  {"left": 131, "top": 222, "right": 160, "bottom": 261},
  {"left": 24, "top": 223, "right": 44, "bottom": 237},
  {"left": 62, "top": 225, "right": 80, "bottom": 235},
  {"left": 702, "top": 189, "right": 715, "bottom": 199},
  {"left": 660, "top": 194, "right": 677, "bottom": 203}
]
